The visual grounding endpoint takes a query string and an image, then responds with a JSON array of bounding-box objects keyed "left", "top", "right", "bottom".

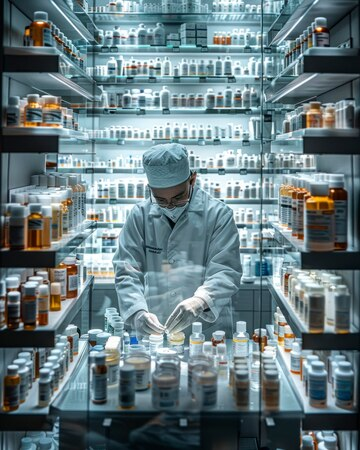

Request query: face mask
[{"left": 160, "top": 203, "right": 189, "bottom": 223}]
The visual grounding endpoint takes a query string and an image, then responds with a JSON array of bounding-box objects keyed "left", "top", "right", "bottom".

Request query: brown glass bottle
[
  {"left": 3, "top": 365, "right": 20, "bottom": 412},
  {"left": 28, "top": 204, "right": 43, "bottom": 249},
  {"left": 328, "top": 175, "right": 348, "bottom": 250}
]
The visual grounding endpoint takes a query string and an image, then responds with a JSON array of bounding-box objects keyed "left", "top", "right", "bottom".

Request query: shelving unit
[
  {"left": 0, "top": 277, "right": 94, "bottom": 348},
  {"left": 271, "top": 129, "right": 360, "bottom": 155},
  {"left": 266, "top": 48, "right": 360, "bottom": 103},
  {"left": 1, "top": 127, "right": 89, "bottom": 153},
  {"left": 0, "top": 221, "right": 96, "bottom": 268},
  {"left": 94, "top": 75, "right": 269, "bottom": 85},
  {"left": 271, "top": 222, "right": 360, "bottom": 270},
  {"left": 86, "top": 198, "right": 278, "bottom": 205},
  {"left": 0, "top": 341, "right": 88, "bottom": 431},
  {"left": 267, "top": 326, "right": 359, "bottom": 430},
  {"left": 268, "top": 281, "right": 360, "bottom": 350},
  {"left": 3, "top": 47, "right": 101, "bottom": 102}
]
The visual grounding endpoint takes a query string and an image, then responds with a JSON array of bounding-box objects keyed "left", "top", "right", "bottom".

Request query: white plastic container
[
  {"left": 149, "top": 334, "right": 163, "bottom": 356},
  {"left": 309, "top": 361, "right": 327, "bottom": 408},
  {"left": 232, "top": 321, "right": 249, "bottom": 357},
  {"left": 334, "top": 361, "right": 354, "bottom": 409},
  {"left": 290, "top": 342, "right": 301, "bottom": 375},
  {"left": 160, "top": 86, "right": 170, "bottom": 109}
]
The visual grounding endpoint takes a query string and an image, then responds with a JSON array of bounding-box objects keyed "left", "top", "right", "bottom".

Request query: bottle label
[
  {"left": 6, "top": 112, "right": 20, "bottom": 126},
  {"left": 38, "top": 348, "right": 46, "bottom": 368},
  {"left": 42, "top": 109, "right": 62, "bottom": 124},
  {"left": 9, "top": 223, "right": 26, "bottom": 247},
  {"left": 7, "top": 303, "right": 20, "bottom": 319},
  {"left": 51, "top": 269, "right": 67, "bottom": 298},
  {"left": 308, "top": 113, "right": 322, "bottom": 128},
  {"left": 309, "top": 310, "right": 324, "bottom": 330},
  {"left": 233, "top": 338, "right": 249, "bottom": 357},
  {"left": 278, "top": 325, "right": 285, "bottom": 338},
  {"left": 28, "top": 218, "right": 43, "bottom": 231},
  {"left": 119, "top": 378, "right": 135, "bottom": 407},
  {"left": 284, "top": 336, "right": 294, "bottom": 351},
  {"left": 68, "top": 275, "right": 78, "bottom": 292},
  {"left": 153, "top": 384, "right": 178, "bottom": 408},
  {"left": 43, "top": 27, "right": 53, "bottom": 47},
  {"left": 305, "top": 209, "right": 334, "bottom": 244},
  {"left": 190, "top": 339, "right": 204, "bottom": 356},
  {"left": 309, "top": 378, "right": 327, "bottom": 401},
  {"left": 313, "top": 32, "right": 329, "bottom": 47},
  {"left": 335, "top": 311, "right": 350, "bottom": 331},
  {"left": 107, "top": 363, "right": 119, "bottom": 385},
  {"left": 334, "top": 200, "right": 347, "bottom": 243},
  {"left": 62, "top": 211, "right": 69, "bottom": 233},
  {"left": 38, "top": 296, "right": 49, "bottom": 314},
  {"left": 92, "top": 372, "right": 107, "bottom": 401},
  {"left": 335, "top": 378, "right": 353, "bottom": 403},
  {"left": 22, "top": 299, "right": 37, "bottom": 324},
  {"left": 135, "top": 368, "right": 150, "bottom": 390},
  {"left": 26, "top": 107, "right": 42, "bottom": 123},
  {"left": 19, "top": 373, "right": 28, "bottom": 401},
  {"left": 39, "top": 381, "right": 51, "bottom": 404},
  {"left": 199, "top": 384, "right": 217, "bottom": 407},
  {"left": 4, "top": 384, "right": 19, "bottom": 407},
  {"left": 290, "top": 355, "right": 300, "bottom": 372},
  {"left": 296, "top": 199, "right": 304, "bottom": 233}
]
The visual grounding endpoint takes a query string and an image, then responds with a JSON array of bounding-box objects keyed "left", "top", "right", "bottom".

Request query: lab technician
[{"left": 113, "top": 143, "right": 241, "bottom": 338}]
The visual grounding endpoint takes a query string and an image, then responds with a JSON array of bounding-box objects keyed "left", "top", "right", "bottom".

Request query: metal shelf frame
[
  {"left": 267, "top": 326, "right": 359, "bottom": 431},
  {"left": 0, "top": 221, "right": 96, "bottom": 268},
  {"left": 268, "top": 280, "right": 360, "bottom": 350},
  {"left": 271, "top": 129, "right": 360, "bottom": 155},
  {"left": 0, "top": 277, "right": 94, "bottom": 348},
  {"left": 271, "top": 222, "right": 360, "bottom": 270}
]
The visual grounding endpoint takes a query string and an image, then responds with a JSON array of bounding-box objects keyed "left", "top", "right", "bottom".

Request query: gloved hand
[
  {"left": 134, "top": 310, "right": 165, "bottom": 336},
  {"left": 165, "top": 297, "right": 207, "bottom": 334}
]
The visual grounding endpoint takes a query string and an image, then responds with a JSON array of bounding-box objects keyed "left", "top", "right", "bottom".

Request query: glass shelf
[
  {"left": 267, "top": 326, "right": 359, "bottom": 431},
  {"left": 87, "top": 138, "right": 269, "bottom": 147},
  {"left": 271, "top": 222, "right": 360, "bottom": 270},
  {"left": 94, "top": 222, "right": 258, "bottom": 229},
  {"left": 74, "top": 107, "right": 262, "bottom": 116},
  {"left": 58, "top": 167, "right": 315, "bottom": 175},
  {"left": 87, "top": 198, "right": 278, "bottom": 205},
  {"left": 1, "top": 127, "right": 89, "bottom": 153},
  {"left": 3, "top": 47, "right": 101, "bottom": 102},
  {"left": 271, "top": 129, "right": 360, "bottom": 155},
  {"left": 0, "top": 221, "right": 96, "bottom": 268},
  {"left": 0, "top": 341, "right": 88, "bottom": 432},
  {"left": 94, "top": 75, "right": 269, "bottom": 85},
  {"left": 269, "top": 0, "right": 359, "bottom": 46},
  {"left": 0, "top": 277, "right": 93, "bottom": 348},
  {"left": 50, "top": 340, "right": 301, "bottom": 419},
  {"left": 265, "top": 48, "right": 360, "bottom": 104},
  {"left": 82, "top": 11, "right": 277, "bottom": 25},
  {"left": 268, "top": 280, "right": 360, "bottom": 351}
]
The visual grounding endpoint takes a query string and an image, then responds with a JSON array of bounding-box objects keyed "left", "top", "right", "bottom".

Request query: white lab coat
[{"left": 113, "top": 184, "right": 241, "bottom": 338}]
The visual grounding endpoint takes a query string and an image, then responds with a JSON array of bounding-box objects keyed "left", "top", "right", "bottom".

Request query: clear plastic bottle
[
  {"left": 217, "top": 343, "right": 228, "bottom": 380},
  {"left": 250, "top": 351, "right": 260, "bottom": 390},
  {"left": 205, "top": 89, "right": 215, "bottom": 109},
  {"left": 232, "top": 321, "right": 249, "bottom": 357},
  {"left": 162, "top": 57, "right": 172, "bottom": 76},
  {"left": 189, "top": 322, "right": 205, "bottom": 357},
  {"left": 153, "top": 23, "right": 165, "bottom": 46},
  {"left": 290, "top": 342, "right": 301, "bottom": 375},
  {"left": 160, "top": 86, "right": 170, "bottom": 109},
  {"left": 137, "top": 23, "right": 147, "bottom": 45}
]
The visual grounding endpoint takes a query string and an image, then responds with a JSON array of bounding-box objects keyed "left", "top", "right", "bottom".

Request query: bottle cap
[
  {"left": 27, "top": 93, "right": 40, "bottom": 103},
  {"left": 13, "top": 358, "right": 26, "bottom": 368},
  {"left": 315, "top": 17, "right": 327, "bottom": 27},
  {"left": 42, "top": 95, "right": 57, "bottom": 105},
  {"left": 328, "top": 174, "right": 345, "bottom": 188},
  {"left": 50, "top": 349, "right": 62, "bottom": 358},
  {"left": 29, "top": 203, "right": 42, "bottom": 214},
  {"left": 7, "top": 364, "right": 19, "bottom": 375},
  {"left": 65, "top": 324, "right": 78, "bottom": 335},
  {"left": 149, "top": 333, "right": 163, "bottom": 342},
  {"left": 36, "top": 271, "right": 49, "bottom": 281},
  {"left": 96, "top": 332, "right": 111, "bottom": 345},
  {"left": 337, "top": 361, "right": 352, "bottom": 372},
  {"left": 63, "top": 256, "right": 76, "bottom": 265},
  {"left": 235, "top": 370, "right": 249, "bottom": 380},
  {"left": 217, "top": 343, "right": 226, "bottom": 355},
  {"left": 9, "top": 96, "right": 20, "bottom": 106},
  {"left": 39, "top": 368, "right": 51, "bottom": 378},
  {"left": 5, "top": 276, "right": 20, "bottom": 289},
  {"left": 38, "top": 284, "right": 49, "bottom": 297},
  {"left": 95, "top": 352, "right": 106, "bottom": 365},
  {"left": 120, "top": 364, "right": 135, "bottom": 378},
  {"left": 7, "top": 291, "right": 20, "bottom": 303},
  {"left": 291, "top": 342, "right": 301, "bottom": 353},
  {"left": 323, "top": 436, "right": 337, "bottom": 449},
  {"left": 236, "top": 321, "right": 246, "bottom": 333},
  {"left": 20, "top": 437, "right": 34, "bottom": 448},
  {"left": 330, "top": 275, "right": 342, "bottom": 285},
  {"left": 278, "top": 314, "right": 286, "bottom": 323},
  {"left": 38, "top": 437, "right": 53, "bottom": 449},
  {"left": 24, "top": 284, "right": 36, "bottom": 297},
  {"left": 213, "top": 330, "right": 225, "bottom": 340},
  {"left": 311, "top": 360, "right": 325, "bottom": 371},
  {"left": 50, "top": 282, "right": 61, "bottom": 296},
  {"left": 310, "top": 182, "right": 329, "bottom": 197},
  {"left": 192, "top": 322, "right": 202, "bottom": 334},
  {"left": 301, "top": 435, "right": 314, "bottom": 448},
  {"left": 264, "top": 369, "right": 278, "bottom": 380},
  {"left": 11, "top": 205, "right": 27, "bottom": 218},
  {"left": 34, "top": 10, "right": 48, "bottom": 21}
]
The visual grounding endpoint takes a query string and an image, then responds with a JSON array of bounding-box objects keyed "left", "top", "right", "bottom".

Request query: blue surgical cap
[{"left": 143, "top": 144, "right": 190, "bottom": 188}]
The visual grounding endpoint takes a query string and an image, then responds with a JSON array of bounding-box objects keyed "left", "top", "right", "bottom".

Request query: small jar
[
  {"left": 152, "top": 369, "right": 180, "bottom": 410},
  {"left": 149, "top": 334, "right": 164, "bottom": 356},
  {"left": 96, "top": 332, "right": 111, "bottom": 347},
  {"left": 263, "top": 370, "right": 280, "bottom": 410},
  {"left": 168, "top": 332, "right": 185, "bottom": 354},
  {"left": 188, "top": 355, "right": 211, "bottom": 396},
  {"left": 88, "top": 329, "right": 103, "bottom": 347},
  {"left": 235, "top": 370, "right": 249, "bottom": 408},
  {"left": 193, "top": 367, "right": 218, "bottom": 409},
  {"left": 156, "top": 353, "right": 180, "bottom": 376},
  {"left": 125, "top": 352, "right": 151, "bottom": 390},
  {"left": 211, "top": 330, "right": 225, "bottom": 347}
]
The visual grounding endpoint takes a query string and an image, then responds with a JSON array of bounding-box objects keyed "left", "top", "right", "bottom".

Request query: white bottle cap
[
  {"left": 27, "top": 93, "right": 40, "bottom": 103},
  {"left": 7, "top": 364, "right": 19, "bottom": 375},
  {"left": 65, "top": 324, "right": 78, "bottom": 335},
  {"left": 328, "top": 174, "right": 345, "bottom": 188},
  {"left": 192, "top": 322, "right": 202, "bottom": 333},
  {"left": 11, "top": 205, "right": 27, "bottom": 218},
  {"left": 311, "top": 361, "right": 325, "bottom": 371},
  {"left": 5, "top": 276, "right": 19, "bottom": 289},
  {"left": 29, "top": 203, "right": 42, "bottom": 214},
  {"left": 337, "top": 361, "right": 352, "bottom": 372},
  {"left": 42, "top": 95, "right": 57, "bottom": 104},
  {"left": 310, "top": 182, "right": 329, "bottom": 196},
  {"left": 323, "top": 436, "right": 337, "bottom": 449},
  {"left": 301, "top": 435, "right": 314, "bottom": 448},
  {"left": 63, "top": 256, "right": 76, "bottom": 265},
  {"left": 236, "top": 321, "right": 246, "bottom": 333},
  {"left": 9, "top": 96, "right": 20, "bottom": 106},
  {"left": 39, "top": 284, "right": 49, "bottom": 297},
  {"left": 315, "top": 17, "right": 327, "bottom": 28},
  {"left": 50, "top": 282, "right": 61, "bottom": 296},
  {"left": 292, "top": 342, "right": 301, "bottom": 353},
  {"left": 34, "top": 10, "right": 48, "bottom": 21},
  {"left": 41, "top": 206, "right": 52, "bottom": 218},
  {"left": 13, "top": 358, "right": 26, "bottom": 368},
  {"left": 217, "top": 343, "right": 227, "bottom": 355},
  {"left": 39, "top": 368, "right": 51, "bottom": 379}
]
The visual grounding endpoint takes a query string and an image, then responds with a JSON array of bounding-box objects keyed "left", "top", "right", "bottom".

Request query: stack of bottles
[
  {"left": 282, "top": 98, "right": 357, "bottom": 133},
  {"left": 278, "top": 173, "right": 348, "bottom": 251},
  {"left": 300, "top": 431, "right": 339, "bottom": 450},
  {"left": 94, "top": 23, "right": 166, "bottom": 46},
  {"left": 5, "top": 94, "right": 79, "bottom": 130},
  {"left": 23, "top": 11, "right": 85, "bottom": 69},
  {"left": 88, "top": 321, "right": 281, "bottom": 411},
  {"left": 2, "top": 330, "right": 80, "bottom": 411},
  {"left": 18, "top": 426, "right": 60, "bottom": 450},
  {"left": 87, "top": 262, "right": 115, "bottom": 279},
  {"left": 201, "top": 177, "right": 277, "bottom": 199},
  {"left": 212, "top": 0, "right": 284, "bottom": 13},
  {"left": 276, "top": 267, "right": 351, "bottom": 334},
  {"left": 2, "top": 174, "right": 87, "bottom": 251},
  {"left": 273, "top": 318, "right": 355, "bottom": 411},
  {"left": 58, "top": 151, "right": 314, "bottom": 171},
  {"left": 212, "top": 29, "right": 268, "bottom": 50},
  {"left": 284, "top": 17, "right": 330, "bottom": 70},
  {"left": 88, "top": 56, "right": 270, "bottom": 79},
  {"left": 89, "top": 178, "right": 147, "bottom": 200},
  {"left": 0, "top": 261, "right": 86, "bottom": 331},
  {"left": 90, "top": 0, "right": 209, "bottom": 13}
]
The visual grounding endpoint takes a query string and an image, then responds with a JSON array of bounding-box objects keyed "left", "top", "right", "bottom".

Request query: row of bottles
[
  {"left": 88, "top": 55, "right": 273, "bottom": 78},
  {"left": 301, "top": 431, "right": 339, "bottom": 450},
  {"left": 278, "top": 173, "right": 348, "bottom": 251}
]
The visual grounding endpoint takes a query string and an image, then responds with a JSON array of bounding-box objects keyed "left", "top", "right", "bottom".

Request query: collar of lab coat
[{"left": 148, "top": 184, "right": 204, "bottom": 216}]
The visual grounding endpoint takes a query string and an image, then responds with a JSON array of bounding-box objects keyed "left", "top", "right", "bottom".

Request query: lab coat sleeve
[
  {"left": 194, "top": 209, "right": 241, "bottom": 322},
  {"left": 113, "top": 206, "right": 149, "bottom": 324}
]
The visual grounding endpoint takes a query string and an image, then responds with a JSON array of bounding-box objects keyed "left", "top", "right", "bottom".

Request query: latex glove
[
  {"left": 165, "top": 297, "right": 207, "bottom": 334},
  {"left": 134, "top": 310, "right": 165, "bottom": 336}
]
